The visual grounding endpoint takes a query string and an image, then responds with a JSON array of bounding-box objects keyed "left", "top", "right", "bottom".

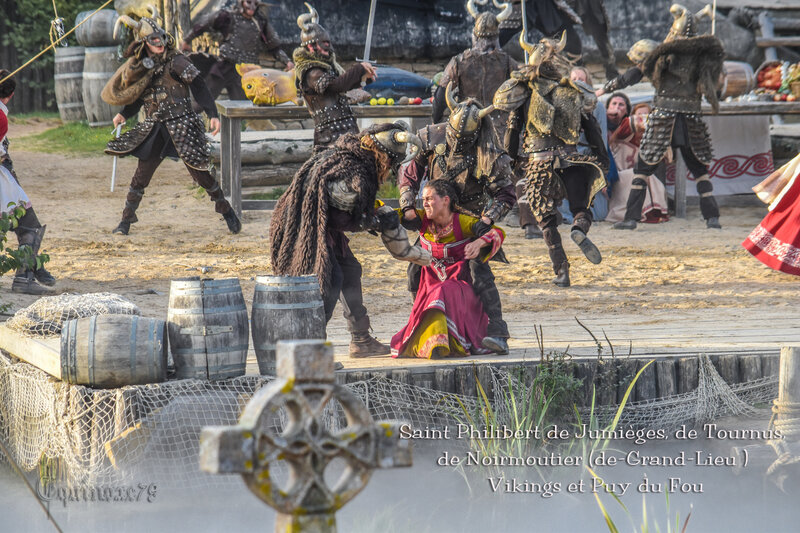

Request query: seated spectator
[
  {"left": 391, "top": 180, "right": 505, "bottom": 359},
  {"left": 605, "top": 92, "right": 631, "bottom": 135},
  {"left": 607, "top": 101, "right": 669, "bottom": 223}
]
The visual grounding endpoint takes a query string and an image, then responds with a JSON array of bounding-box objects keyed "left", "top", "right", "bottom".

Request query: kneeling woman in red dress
[
  {"left": 391, "top": 180, "right": 505, "bottom": 359},
  {"left": 743, "top": 153, "right": 800, "bottom": 276}
]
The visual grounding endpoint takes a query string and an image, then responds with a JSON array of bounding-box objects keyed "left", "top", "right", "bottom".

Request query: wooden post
[
  {"left": 177, "top": 0, "right": 191, "bottom": 43},
  {"left": 777, "top": 346, "right": 800, "bottom": 441},
  {"left": 674, "top": 150, "right": 687, "bottom": 219}
]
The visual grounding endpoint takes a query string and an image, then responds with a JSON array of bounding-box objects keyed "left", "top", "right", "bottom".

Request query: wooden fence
[{"left": 0, "top": 16, "right": 56, "bottom": 114}]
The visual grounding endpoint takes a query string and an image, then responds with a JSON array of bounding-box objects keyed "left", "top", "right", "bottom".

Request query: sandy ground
[{"left": 2, "top": 119, "right": 800, "bottom": 367}]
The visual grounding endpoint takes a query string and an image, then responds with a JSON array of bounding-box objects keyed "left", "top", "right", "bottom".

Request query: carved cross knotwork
[{"left": 200, "top": 340, "right": 412, "bottom": 533}]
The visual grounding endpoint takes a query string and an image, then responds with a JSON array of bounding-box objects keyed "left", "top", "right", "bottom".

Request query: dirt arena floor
[{"left": 3, "top": 119, "right": 800, "bottom": 367}]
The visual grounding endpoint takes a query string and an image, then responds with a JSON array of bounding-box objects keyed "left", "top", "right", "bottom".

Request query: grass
[
  {"left": 18, "top": 120, "right": 119, "bottom": 155},
  {"left": 8, "top": 111, "right": 60, "bottom": 124},
  {"left": 245, "top": 187, "right": 287, "bottom": 200}
]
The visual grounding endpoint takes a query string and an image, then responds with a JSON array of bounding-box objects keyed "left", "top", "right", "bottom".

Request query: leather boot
[
  {"left": 524, "top": 224, "right": 543, "bottom": 239},
  {"left": 112, "top": 219, "right": 131, "bottom": 235},
  {"left": 696, "top": 175, "right": 720, "bottom": 227},
  {"left": 349, "top": 332, "right": 391, "bottom": 358},
  {"left": 34, "top": 267, "right": 56, "bottom": 286},
  {"left": 223, "top": 209, "right": 242, "bottom": 234},
  {"left": 543, "top": 227, "right": 570, "bottom": 287},
  {"left": 614, "top": 175, "right": 647, "bottom": 230},
  {"left": 12, "top": 271, "right": 53, "bottom": 295},
  {"left": 571, "top": 214, "right": 601, "bottom": 264},
  {"left": 553, "top": 261, "right": 570, "bottom": 288}
]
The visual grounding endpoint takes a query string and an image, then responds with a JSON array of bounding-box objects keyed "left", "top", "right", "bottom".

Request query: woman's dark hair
[
  {"left": 0, "top": 70, "right": 16, "bottom": 99},
  {"left": 424, "top": 179, "right": 458, "bottom": 209}
]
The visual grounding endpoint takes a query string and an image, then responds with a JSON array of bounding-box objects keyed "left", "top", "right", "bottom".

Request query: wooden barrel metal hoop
[
  {"left": 168, "top": 278, "right": 250, "bottom": 380},
  {"left": 251, "top": 275, "right": 326, "bottom": 375},
  {"left": 59, "top": 314, "right": 167, "bottom": 388},
  {"left": 54, "top": 46, "right": 87, "bottom": 123}
]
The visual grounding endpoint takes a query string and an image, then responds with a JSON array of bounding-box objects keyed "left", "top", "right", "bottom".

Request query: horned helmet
[
  {"left": 627, "top": 39, "right": 659, "bottom": 64},
  {"left": 444, "top": 82, "right": 493, "bottom": 153},
  {"left": 297, "top": 3, "right": 332, "bottom": 49},
  {"left": 366, "top": 122, "right": 424, "bottom": 170},
  {"left": 519, "top": 30, "right": 568, "bottom": 69},
  {"left": 114, "top": 5, "right": 170, "bottom": 49},
  {"left": 238, "top": 0, "right": 259, "bottom": 15},
  {"left": 466, "top": 0, "right": 513, "bottom": 39},
  {"left": 665, "top": 3, "right": 713, "bottom": 42}
]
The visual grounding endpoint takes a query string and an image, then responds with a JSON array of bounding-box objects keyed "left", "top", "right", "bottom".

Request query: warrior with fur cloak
[
  {"left": 494, "top": 31, "right": 609, "bottom": 288},
  {"left": 399, "top": 83, "right": 516, "bottom": 354},
  {"left": 293, "top": 3, "right": 377, "bottom": 152},
  {"left": 603, "top": 4, "right": 725, "bottom": 231},
  {"left": 181, "top": 0, "right": 293, "bottom": 101},
  {"left": 270, "top": 122, "right": 430, "bottom": 358},
  {"left": 103, "top": 10, "right": 241, "bottom": 236}
]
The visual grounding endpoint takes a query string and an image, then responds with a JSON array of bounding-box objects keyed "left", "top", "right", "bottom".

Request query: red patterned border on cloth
[
  {"left": 666, "top": 152, "right": 773, "bottom": 185},
  {"left": 744, "top": 224, "right": 800, "bottom": 276}
]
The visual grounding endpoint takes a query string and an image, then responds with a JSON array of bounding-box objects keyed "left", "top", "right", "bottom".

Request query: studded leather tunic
[
  {"left": 297, "top": 60, "right": 366, "bottom": 148},
  {"left": 185, "top": 9, "right": 289, "bottom": 65},
  {"left": 105, "top": 51, "right": 214, "bottom": 170}
]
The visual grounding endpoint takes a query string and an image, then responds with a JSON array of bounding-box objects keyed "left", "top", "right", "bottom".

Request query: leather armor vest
[
  {"left": 141, "top": 57, "right": 193, "bottom": 121},
  {"left": 302, "top": 70, "right": 358, "bottom": 146},
  {"left": 219, "top": 11, "right": 262, "bottom": 64}
]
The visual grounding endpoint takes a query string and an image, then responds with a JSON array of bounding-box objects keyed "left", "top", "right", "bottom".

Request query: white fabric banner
[{"left": 666, "top": 115, "right": 773, "bottom": 196}]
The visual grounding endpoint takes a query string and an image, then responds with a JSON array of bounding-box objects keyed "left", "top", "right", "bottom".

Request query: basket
[
  {"left": 755, "top": 60, "right": 783, "bottom": 90},
  {"left": 791, "top": 82, "right": 800, "bottom": 99}
]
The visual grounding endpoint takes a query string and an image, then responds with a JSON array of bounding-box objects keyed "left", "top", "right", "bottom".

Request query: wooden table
[
  {"left": 216, "top": 101, "right": 433, "bottom": 216},
  {"left": 217, "top": 100, "right": 800, "bottom": 218}
]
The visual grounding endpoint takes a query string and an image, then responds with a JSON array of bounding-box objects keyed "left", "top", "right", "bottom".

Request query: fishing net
[
  {"left": 0, "top": 349, "right": 777, "bottom": 488},
  {"left": 4, "top": 293, "right": 140, "bottom": 337}
]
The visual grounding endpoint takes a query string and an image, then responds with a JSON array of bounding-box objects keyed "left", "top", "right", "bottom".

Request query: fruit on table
[
  {"left": 370, "top": 98, "right": 378, "bottom": 105},
  {"left": 378, "top": 97, "right": 387, "bottom": 105},
  {"left": 413, "top": 97, "right": 422, "bottom": 105},
  {"left": 387, "top": 98, "right": 395, "bottom": 105}
]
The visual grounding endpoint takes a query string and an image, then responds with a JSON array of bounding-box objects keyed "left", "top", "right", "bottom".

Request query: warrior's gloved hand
[
  {"left": 401, "top": 212, "right": 422, "bottom": 232},
  {"left": 472, "top": 220, "right": 492, "bottom": 237},
  {"left": 377, "top": 208, "right": 400, "bottom": 232}
]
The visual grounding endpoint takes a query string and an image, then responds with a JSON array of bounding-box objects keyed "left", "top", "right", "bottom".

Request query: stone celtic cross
[{"left": 200, "top": 340, "right": 412, "bottom": 533}]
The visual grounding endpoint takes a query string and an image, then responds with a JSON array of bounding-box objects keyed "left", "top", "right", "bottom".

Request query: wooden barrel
[
  {"left": 251, "top": 275, "right": 326, "bottom": 375},
  {"left": 59, "top": 314, "right": 167, "bottom": 388},
  {"left": 75, "top": 10, "right": 121, "bottom": 47},
  {"left": 717, "top": 61, "right": 756, "bottom": 99},
  {"left": 54, "top": 46, "right": 87, "bottom": 123},
  {"left": 167, "top": 277, "right": 249, "bottom": 380},
  {"left": 82, "top": 46, "right": 122, "bottom": 127}
]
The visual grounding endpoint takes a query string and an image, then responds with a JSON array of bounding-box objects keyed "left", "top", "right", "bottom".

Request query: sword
[
  {"left": 359, "top": 0, "right": 379, "bottom": 87},
  {"left": 110, "top": 124, "right": 121, "bottom": 192},
  {"left": 520, "top": 0, "right": 529, "bottom": 64}
]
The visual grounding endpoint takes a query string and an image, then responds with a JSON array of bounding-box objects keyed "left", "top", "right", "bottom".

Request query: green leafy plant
[{"left": 0, "top": 203, "right": 49, "bottom": 309}]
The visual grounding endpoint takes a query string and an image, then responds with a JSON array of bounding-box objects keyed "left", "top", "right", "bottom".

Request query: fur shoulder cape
[
  {"left": 643, "top": 35, "right": 725, "bottom": 112},
  {"left": 270, "top": 132, "right": 381, "bottom": 291}
]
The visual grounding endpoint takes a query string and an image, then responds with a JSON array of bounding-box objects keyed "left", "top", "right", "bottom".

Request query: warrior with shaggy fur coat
[
  {"left": 271, "top": 123, "right": 425, "bottom": 358},
  {"left": 494, "top": 32, "right": 608, "bottom": 288},
  {"left": 610, "top": 4, "right": 725, "bottom": 231}
]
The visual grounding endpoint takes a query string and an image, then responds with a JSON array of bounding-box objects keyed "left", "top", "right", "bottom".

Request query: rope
[
  {"left": 0, "top": 0, "right": 115, "bottom": 86},
  {"left": 770, "top": 399, "right": 800, "bottom": 438}
]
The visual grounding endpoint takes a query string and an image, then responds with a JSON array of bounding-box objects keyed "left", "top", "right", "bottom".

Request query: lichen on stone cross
[{"left": 199, "top": 339, "right": 412, "bottom": 533}]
